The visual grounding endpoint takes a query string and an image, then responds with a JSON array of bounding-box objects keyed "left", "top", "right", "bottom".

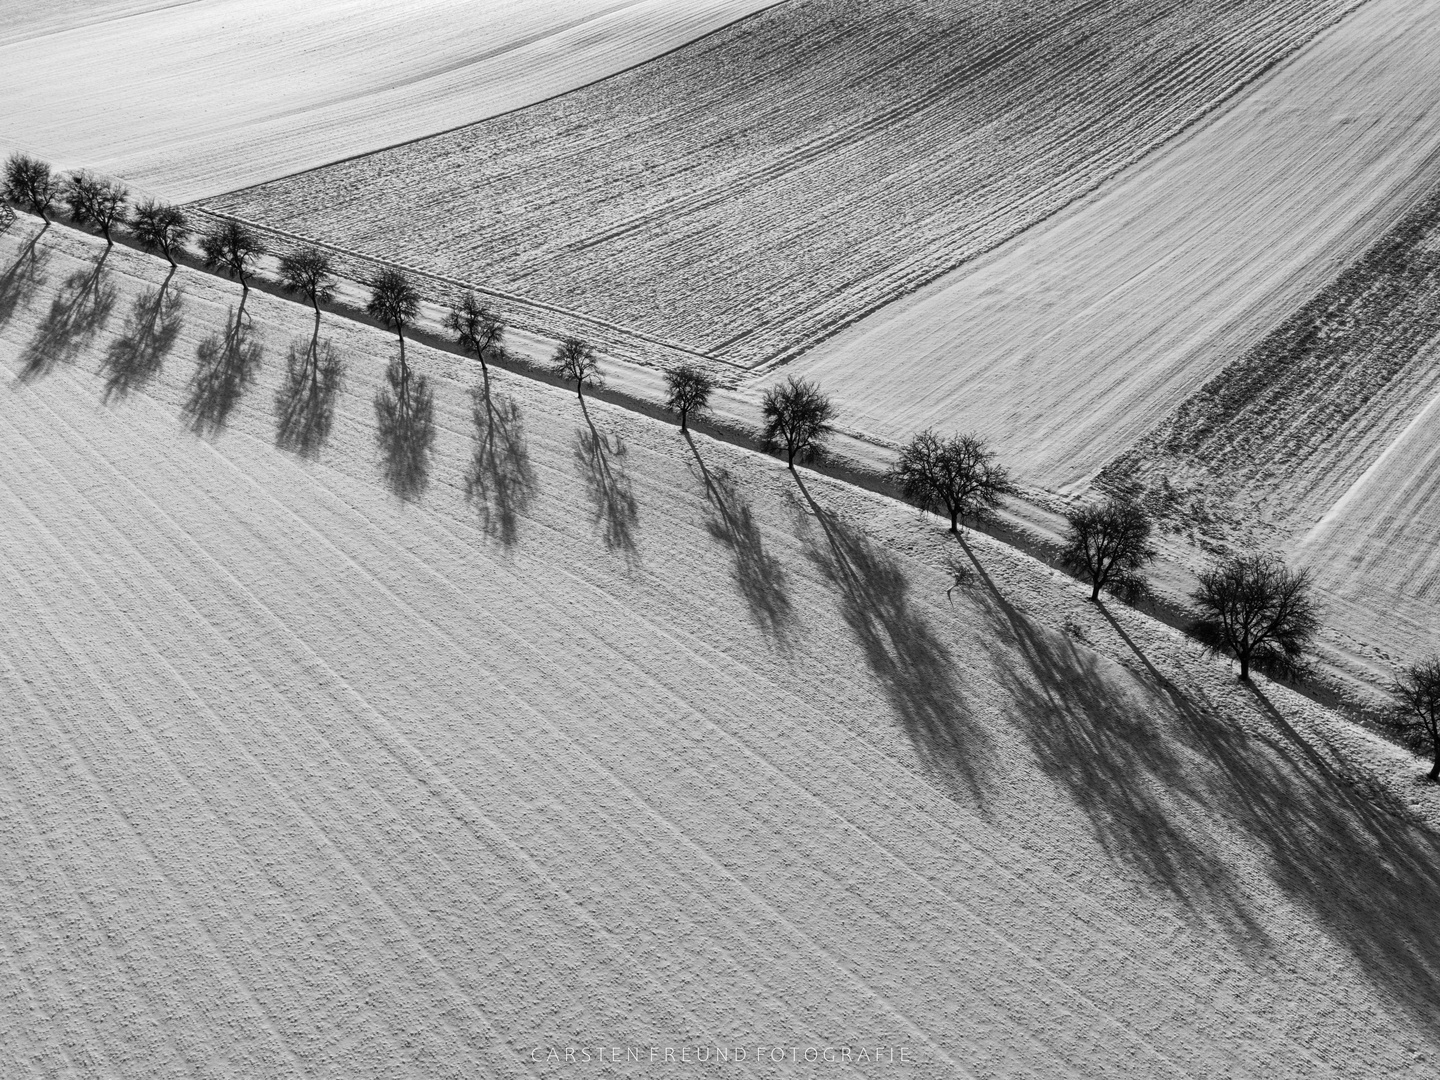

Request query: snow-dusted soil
[
  {"left": 1097, "top": 177, "right": 1440, "bottom": 673},
  {"left": 784, "top": 0, "right": 1440, "bottom": 491},
  {"left": 5, "top": 224, "right": 1440, "bottom": 1078},
  {"left": 0, "top": 0, "right": 778, "bottom": 202},
  {"left": 204, "top": 0, "right": 1357, "bottom": 370}
]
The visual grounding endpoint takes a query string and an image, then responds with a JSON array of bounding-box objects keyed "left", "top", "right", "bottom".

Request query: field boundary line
[{"left": 188, "top": 205, "right": 749, "bottom": 376}]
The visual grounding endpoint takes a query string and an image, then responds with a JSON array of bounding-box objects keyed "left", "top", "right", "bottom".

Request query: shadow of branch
[
  {"left": 183, "top": 306, "right": 263, "bottom": 436},
  {"left": 275, "top": 331, "right": 344, "bottom": 459},
  {"left": 464, "top": 387, "right": 537, "bottom": 548},
  {"left": 18, "top": 252, "right": 116, "bottom": 382},
  {"left": 573, "top": 400, "right": 639, "bottom": 564},
  {"left": 374, "top": 356, "right": 435, "bottom": 501},
  {"left": 685, "top": 431, "right": 793, "bottom": 641},
  {"left": 0, "top": 228, "right": 51, "bottom": 331},
  {"left": 792, "top": 472, "right": 991, "bottom": 808},
  {"left": 102, "top": 271, "right": 183, "bottom": 402}
]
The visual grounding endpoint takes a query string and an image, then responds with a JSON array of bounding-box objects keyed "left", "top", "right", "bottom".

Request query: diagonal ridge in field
[
  {"left": 1099, "top": 179, "right": 1440, "bottom": 544},
  {"left": 205, "top": 0, "right": 1364, "bottom": 370}
]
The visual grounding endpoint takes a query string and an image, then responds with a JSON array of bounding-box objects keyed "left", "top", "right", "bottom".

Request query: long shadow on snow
[
  {"left": 374, "top": 354, "right": 436, "bottom": 502},
  {"left": 969, "top": 537, "right": 1440, "bottom": 1040},
  {"left": 963, "top": 534, "right": 1269, "bottom": 946},
  {"left": 184, "top": 305, "right": 263, "bottom": 436},
  {"left": 0, "top": 225, "right": 51, "bottom": 331},
  {"left": 17, "top": 250, "right": 116, "bottom": 381},
  {"left": 464, "top": 386, "right": 537, "bottom": 548},
  {"left": 275, "top": 314, "right": 344, "bottom": 458},
  {"left": 102, "top": 269, "right": 184, "bottom": 402},
  {"left": 574, "top": 399, "right": 639, "bottom": 564},
  {"left": 686, "top": 431, "right": 793, "bottom": 642},
  {"left": 792, "top": 473, "right": 990, "bottom": 808}
]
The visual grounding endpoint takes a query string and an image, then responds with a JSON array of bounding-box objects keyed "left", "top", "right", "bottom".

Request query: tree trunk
[
  {"left": 680, "top": 408, "right": 688, "bottom": 434},
  {"left": 1091, "top": 580, "right": 1101, "bottom": 602},
  {"left": 786, "top": 443, "right": 796, "bottom": 470},
  {"left": 949, "top": 510, "right": 959, "bottom": 533},
  {"left": 1238, "top": 653, "right": 1250, "bottom": 682},
  {"left": 1429, "top": 750, "right": 1438, "bottom": 782}
]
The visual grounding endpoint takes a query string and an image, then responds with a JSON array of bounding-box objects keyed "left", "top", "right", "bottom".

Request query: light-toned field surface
[
  {"left": 206, "top": 0, "right": 1358, "bottom": 369},
  {"left": 0, "top": 0, "right": 777, "bottom": 202},
  {"left": 5, "top": 225, "right": 1440, "bottom": 1078},
  {"left": 784, "top": 0, "right": 1440, "bottom": 491},
  {"left": 1093, "top": 177, "right": 1440, "bottom": 673}
]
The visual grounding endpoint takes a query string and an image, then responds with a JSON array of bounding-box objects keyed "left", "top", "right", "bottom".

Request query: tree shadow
[
  {"left": 0, "top": 227, "right": 51, "bottom": 330},
  {"left": 971, "top": 543, "right": 1440, "bottom": 1040},
  {"left": 183, "top": 306, "right": 263, "bottom": 436},
  {"left": 275, "top": 316, "right": 344, "bottom": 459},
  {"left": 965, "top": 540, "right": 1270, "bottom": 944},
  {"left": 573, "top": 401, "right": 639, "bottom": 563},
  {"left": 464, "top": 386, "right": 537, "bottom": 547},
  {"left": 17, "top": 251, "right": 116, "bottom": 382},
  {"left": 102, "top": 271, "right": 184, "bottom": 402},
  {"left": 374, "top": 356, "right": 435, "bottom": 502},
  {"left": 685, "top": 432, "right": 793, "bottom": 641},
  {"left": 791, "top": 473, "right": 991, "bottom": 808}
]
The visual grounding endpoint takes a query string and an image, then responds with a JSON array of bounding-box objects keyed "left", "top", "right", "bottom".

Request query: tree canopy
[
  {"left": 278, "top": 246, "right": 336, "bottom": 311},
  {"left": 1060, "top": 497, "right": 1156, "bottom": 601},
  {"left": 1191, "top": 552, "right": 1320, "bottom": 681},
  {"left": 131, "top": 200, "right": 190, "bottom": 266},
  {"left": 1392, "top": 657, "right": 1440, "bottom": 782},
  {"left": 200, "top": 218, "right": 268, "bottom": 296},
  {"left": 3, "top": 153, "right": 59, "bottom": 222},
  {"left": 890, "top": 429, "right": 1014, "bottom": 533},
  {"left": 761, "top": 376, "right": 834, "bottom": 469},
  {"left": 663, "top": 363, "right": 716, "bottom": 433},
  {"left": 552, "top": 337, "right": 602, "bottom": 399}
]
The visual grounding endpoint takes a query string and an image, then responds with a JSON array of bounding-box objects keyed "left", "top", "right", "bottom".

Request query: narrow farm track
[
  {"left": 208, "top": 0, "right": 1360, "bottom": 369},
  {"left": 0, "top": 0, "right": 780, "bottom": 201},
  {"left": 4, "top": 227, "right": 1440, "bottom": 1077}
]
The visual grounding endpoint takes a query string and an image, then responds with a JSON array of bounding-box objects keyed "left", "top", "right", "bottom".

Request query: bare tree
[
  {"left": 1060, "top": 496, "right": 1157, "bottom": 602},
  {"left": 200, "top": 218, "right": 268, "bottom": 304},
  {"left": 762, "top": 376, "right": 834, "bottom": 469},
  {"left": 552, "top": 336, "right": 602, "bottom": 400},
  {"left": 278, "top": 246, "right": 335, "bottom": 315},
  {"left": 1191, "top": 552, "right": 1320, "bottom": 682},
  {"left": 1392, "top": 658, "right": 1440, "bottom": 781},
  {"left": 368, "top": 266, "right": 422, "bottom": 401},
  {"left": 446, "top": 290, "right": 504, "bottom": 398},
  {"left": 64, "top": 172, "right": 129, "bottom": 249},
  {"left": 130, "top": 200, "right": 190, "bottom": 267},
  {"left": 3, "top": 153, "right": 59, "bottom": 222},
  {"left": 889, "top": 429, "right": 1015, "bottom": 533},
  {"left": 664, "top": 363, "right": 716, "bottom": 433}
]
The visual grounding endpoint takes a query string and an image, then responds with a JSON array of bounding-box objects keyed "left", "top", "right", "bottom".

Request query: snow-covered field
[
  {"left": 0, "top": 0, "right": 778, "bottom": 201},
  {"left": 5, "top": 221, "right": 1440, "bottom": 1078},
  {"left": 786, "top": 0, "right": 1440, "bottom": 490},
  {"left": 204, "top": 0, "right": 1358, "bottom": 369}
]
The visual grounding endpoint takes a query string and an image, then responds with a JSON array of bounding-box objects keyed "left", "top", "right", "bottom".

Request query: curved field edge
[
  {"left": 0, "top": 0, "right": 782, "bottom": 202},
  {"left": 3, "top": 222, "right": 1440, "bottom": 1076},
  {"left": 204, "top": 0, "right": 1363, "bottom": 369}
]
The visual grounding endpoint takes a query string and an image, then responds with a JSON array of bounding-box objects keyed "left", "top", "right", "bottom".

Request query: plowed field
[
  {"left": 5, "top": 222, "right": 1439, "bottom": 1078},
  {"left": 0, "top": 0, "right": 778, "bottom": 201},
  {"left": 207, "top": 0, "right": 1360, "bottom": 369}
]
